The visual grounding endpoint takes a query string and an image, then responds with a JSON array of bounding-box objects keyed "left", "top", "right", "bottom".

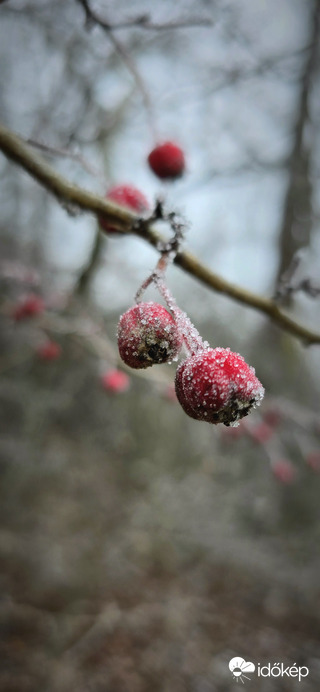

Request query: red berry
[
  {"left": 163, "top": 383, "right": 178, "bottom": 402},
  {"left": 117, "top": 302, "right": 182, "bottom": 369},
  {"left": 272, "top": 459, "right": 296, "bottom": 484},
  {"left": 147, "top": 141, "right": 185, "bottom": 180},
  {"left": 99, "top": 184, "right": 149, "bottom": 233},
  {"left": 36, "top": 340, "right": 61, "bottom": 361},
  {"left": 175, "top": 347, "right": 264, "bottom": 426},
  {"left": 101, "top": 369, "right": 130, "bottom": 393},
  {"left": 249, "top": 422, "right": 274, "bottom": 444},
  {"left": 263, "top": 408, "right": 282, "bottom": 427},
  {"left": 13, "top": 294, "right": 45, "bottom": 321}
]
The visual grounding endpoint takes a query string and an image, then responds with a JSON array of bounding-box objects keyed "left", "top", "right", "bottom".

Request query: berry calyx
[
  {"left": 147, "top": 141, "right": 185, "bottom": 180},
  {"left": 117, "top": 301, "right": 182, "bottom": 369},
  {"left": 13, "top": 294, "right": 45, "bottom": 321},
  {"left": 175, "top": 347, "right": 264, "bottom": 426},
  {"left": 101, "top": 369, "right": 130, "bottom": 393},
  {"left": 99, "top": 184, "right": 149, "bottom": 233},
  {"left": 36, "top": 340, "right": 61, "bottom": 361}
]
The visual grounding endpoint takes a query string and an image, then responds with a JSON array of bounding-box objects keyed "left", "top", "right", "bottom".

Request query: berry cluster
[
  {"left": 117, "top": 295, "right": 264, "bottom": 426},
  {"left": 115, "top": 231, "right": 264, "bottom": 426},
  {"left": 95, "top": 135, "right": 264, "bottom": 426},
  {"left": 98, "top": 139, "right": 185, "bottom": 234}
]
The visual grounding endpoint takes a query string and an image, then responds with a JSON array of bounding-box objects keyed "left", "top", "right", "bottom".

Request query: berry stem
[
  {"left": 155, "top": 275, "right": 205, "bottom": 355},
  {"left": 135, "top": 217, "right": 204, "bottom": 354}
]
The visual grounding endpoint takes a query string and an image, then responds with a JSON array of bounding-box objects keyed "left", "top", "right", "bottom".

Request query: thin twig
[
  {"left": 27, "top": 138, "right": 102, "bottom": 178},
  {"left": 78, "top": 12, "right": 213, "bottom": 32},
  {"left": 76, "top": 0, "right": 156, "bottom": 139},
  {"left": 1, "top": 121, "right": 320, "bottom": 346}
]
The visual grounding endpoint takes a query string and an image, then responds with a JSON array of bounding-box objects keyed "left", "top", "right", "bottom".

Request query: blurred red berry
[
  {"left": 272, "top": 459, "right": 296, "bottom": 484},
  {"left": 101, "top": 369, "right": 130, "bottom": 393},
  {"left": 175, "top": 347, "right": 264, "bottom": 426},
  {"left": 249, "top": 422, "right": 274, "bottom": 444},
  {"left": 163, "top": 383, "right": 177, "bottom": 402},
  {"left": 118, "top": 301, "right": 182, "bottom": 370},
  {"left": 36, "top": 340, "right": 61, "bottom": 361},
  {"left": 147, "top": 141, "right": 185, "bottom": 180},
  {"left": 263, "top": 408, "right": 282, "bottom": 427},
  {"left": 99, "top": 184, "right": 149, "bottom": 233},
  {"left": 13, "top": 294, "right": 45, "bottom": 321},
  {"left": 305, "top": 451, "right": 320, "bottom": 473}
]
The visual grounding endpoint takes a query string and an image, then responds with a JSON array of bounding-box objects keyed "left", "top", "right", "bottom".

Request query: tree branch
[
  {"left": 76, "top": 0, "right": 156, "bottom": 139},
  {"left": 1, "top": 121, "right": 320, "bottom": 346}
]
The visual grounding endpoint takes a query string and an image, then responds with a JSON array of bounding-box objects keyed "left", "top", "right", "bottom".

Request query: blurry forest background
[{"left": 1, "top": 0, "right": 320, "bottom": 690}]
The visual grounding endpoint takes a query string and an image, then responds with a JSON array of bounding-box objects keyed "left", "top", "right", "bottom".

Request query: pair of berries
[
  {"left": 99, "top": 141, "right": 185, "bottom": 234},
  {"left": 117, "top": 302, "right": 264, "bottom": 426}
]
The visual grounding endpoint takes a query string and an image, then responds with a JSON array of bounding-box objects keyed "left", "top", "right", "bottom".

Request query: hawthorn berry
[
  {"left": 175, "top": 347, "right": 264, "bottom": 426},
  {"left": 36, "top": 340, "right": 61, "bottom": 361},
  {"left": 101, "top": 369, "right": 130, "bottom": 393},
  {"left": 99, "top": 184, "right": 149, "bottom": 233},
  {"left": 117, "top": 301, "right": 182, "bottom": 369},
  {"left": 147, "top": 141, "right": 185, "bottom": 180},
  {"left": 13, "top": 294, "right": 45, "bottom": 321}
]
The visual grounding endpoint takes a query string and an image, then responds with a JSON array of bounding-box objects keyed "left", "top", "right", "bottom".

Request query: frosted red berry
[
  {"left": 117, "top": 301, "right": 182, "bottom": 369},
  {"left": 175, "top": 347, "right": 264, "bottom": 426},
  {"left": 13, "top": 294, "right": 45, "bottom": 321},
  {"left": 36, "top": 340, "right": 61, "bottom": 361},
  {"left": 99, "top": 184, "right": 149, "bottom": 233},
  {"left": 147, "top": 141, "right": 185, "bottom": 180},
  {"left": 101, "top": 369, "right": 130, "bottom": 393}
]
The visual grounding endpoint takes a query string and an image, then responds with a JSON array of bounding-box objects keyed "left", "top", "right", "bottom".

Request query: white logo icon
[{"left": 229, "top": 657, "right": 255, "bottom": 683}]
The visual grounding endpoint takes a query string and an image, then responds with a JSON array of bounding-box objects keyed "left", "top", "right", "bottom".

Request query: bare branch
[
  {"left": 76, "top": 0, "right": 156, "bottom": 138},
  {"left": 1, "top": 121, "right": 320, "bottom": 346},
  {"left": 27, "top": 138, "right": 102, "bottom": 178},
  {"left": 75, "top": 227, "right": 104, "bottom": 296},
  {"left": 84, "top": 14, "right": 213, "bottom": 32}
]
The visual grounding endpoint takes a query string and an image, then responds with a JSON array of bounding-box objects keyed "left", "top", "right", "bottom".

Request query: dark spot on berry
[{"left": 147, "top": 343, "right": 168, "bottom": 363}]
